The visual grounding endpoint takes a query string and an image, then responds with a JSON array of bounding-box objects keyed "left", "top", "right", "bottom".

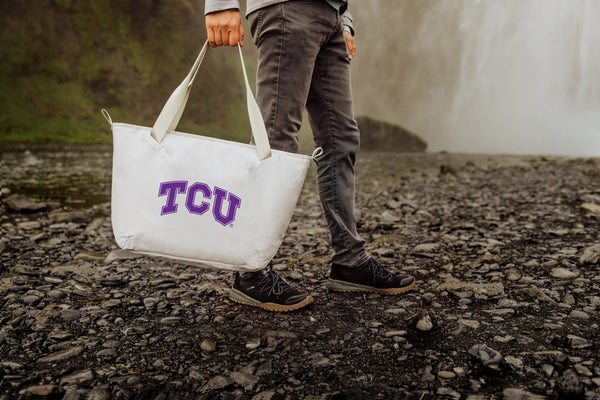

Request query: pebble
[
  {"left": 252, "top": 391, "right": 275, "bottom": 400},
  {"left": 468, "top": 344, "right": 502, "bottom": 370},
  {"left": 315, "top": 327, "right": 330, "bottom": 335},
  {"left": 18, "top": 221, "right": 41, "bottom": 230},
  {"left": 581, "top": 202, "right": 600, "bottom": 214},
  {"left": 383, "top": 330, "right": 406, "bottom": 337},
  {"left": 458, "top": 319, "right": 480, "bottom": 329},
  {"left": 245, "top": 338, "right": 261, "bottom": 350},
  {"left": 502, "top": 388, "right": 545, "bottom": 400},
  {"left": 104, "top": 249, "right": 142, "bottom": 263},
  {"left": 551, "top": 268, "right": 580, "bottom": 280},
  {"left": 200, "top": 339, "right": 216, "bottom": 353},
  {"left": 437, "top": 371, "right": 456, "bottom": 379},
  {"left": 416, "top": 313, "right": 433, "bottom": 332},
  {"left": 47, "top": 289, "right": 67, "bottom": 299},
  {"left": 413, "top": 243, "right": 440, "bottom": 252},
  {"left": 159, "top": 317, "right": 180, "bottom": 325},
  {"left": 60, "top": 369, "right": 95, "bottom": 385},
  {"left": 87, "top": 389, "right": 111, "bottom": 400},
  {"left": 504, "top": 356, "right": 524, "bottom": 370},
  {"left": 18, "top": 385, "right": 64, "bottom": 396},
  {"left": 230, "top": 371, "right": 259, "bottom": 391},
  {"left": 61, "top": 309, "right": 82, "bottom": 321},
  {"left": 557, "top": 369, "right": 584, "bottom": 396},
  {"left": 6, "top": 194, "right": 47, "bottom": 212},
  {"left": 202, "top": 375, "right": 234, "bottom": 391},
  {"left": 37, "top": 346, "right": 84, "bottom": 363},
  {"left": 569, "top": 310, "right": 590, "bottom": 319},
  {"left": 493, "top": 335, "right": 515, "bottom": 343},
  {"left": 22, "top": 295, "right": 41, "bottom": 305},
  {"left": 567, "top": 335, "right": 591, "bottom": 349},
  {"left": 541, "top": 364, "right": 554, "bottom": 377},
  {"left": 574, "top": 364, "right": 593, "bottom": 377}
]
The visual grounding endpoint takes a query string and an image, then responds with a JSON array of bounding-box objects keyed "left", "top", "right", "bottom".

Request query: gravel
[{"left": 1, "top": 148, "right": 599, "bottom": 398}]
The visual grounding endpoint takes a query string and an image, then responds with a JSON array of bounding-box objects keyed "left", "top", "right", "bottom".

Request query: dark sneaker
[
  {"left": 327, "top": 258, "right": 416, "bottom": 295},
  {"left": 229, "top": 267, "right": 314, "bottom": 312}
]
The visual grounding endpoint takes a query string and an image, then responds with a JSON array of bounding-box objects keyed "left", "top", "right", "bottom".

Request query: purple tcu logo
[{"left": 158, "top": 181, "right": 241, "bottom": 226}]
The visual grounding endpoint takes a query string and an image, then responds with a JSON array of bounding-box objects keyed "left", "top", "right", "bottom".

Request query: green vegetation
[{"left": 0, "top": 0, "right": 253, "bottom": 144}]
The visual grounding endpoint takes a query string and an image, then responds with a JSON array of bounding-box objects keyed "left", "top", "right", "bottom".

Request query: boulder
[{"left": 356, "top": 116, "right": 427, "bottom": 152}]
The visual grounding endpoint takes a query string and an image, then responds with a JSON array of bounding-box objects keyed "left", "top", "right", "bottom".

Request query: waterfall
[{"left": 351, "top": 0, "right": 600, "bottom": 156}]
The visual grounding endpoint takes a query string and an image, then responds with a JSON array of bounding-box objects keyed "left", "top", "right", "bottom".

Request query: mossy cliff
[{"left": 0, "top": 0, "right": 254, "bottom": 144}]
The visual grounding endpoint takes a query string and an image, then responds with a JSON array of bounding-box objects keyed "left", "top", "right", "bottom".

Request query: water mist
[{"left": 351, "top": 0, "right": 600, "bottom": 156}]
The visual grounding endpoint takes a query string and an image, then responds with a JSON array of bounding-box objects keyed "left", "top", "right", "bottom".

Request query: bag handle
[{"left": 151, "top": 40, "right": 272, "bottom": 161}]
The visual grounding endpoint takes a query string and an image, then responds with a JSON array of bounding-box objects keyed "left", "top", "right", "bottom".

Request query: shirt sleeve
[
  {"left": 204, "top": 0, "right": 240, "bottom": 15},
  {"left": 341, "top": 9, "right": 355, "bottom": 36}
]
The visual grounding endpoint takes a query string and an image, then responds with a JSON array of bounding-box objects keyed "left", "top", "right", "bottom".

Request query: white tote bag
[{"left": 104, "top": 41, "right": 320, "bottom": 271}]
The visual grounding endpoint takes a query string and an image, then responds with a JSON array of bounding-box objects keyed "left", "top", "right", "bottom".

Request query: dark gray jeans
[{"left": 248, "top": 0, "right": 369, "bottom": 267}]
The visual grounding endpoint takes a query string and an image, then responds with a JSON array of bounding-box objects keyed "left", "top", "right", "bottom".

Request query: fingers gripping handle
[{"left": 150, "top": 40, "right": 272, "bottom": 161}]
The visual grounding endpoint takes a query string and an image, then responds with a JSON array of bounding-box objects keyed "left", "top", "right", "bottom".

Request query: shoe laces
[
  {"left": 369, "top": 259, "right": 394, "bottom": 282},
  {"left": 258, "top": 266, "right": 291, "bottom": 297}
]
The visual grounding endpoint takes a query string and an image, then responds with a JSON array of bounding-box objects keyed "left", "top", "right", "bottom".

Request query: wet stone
[{"left": 6, "top": 194, "right": 47, "bottom": 212}]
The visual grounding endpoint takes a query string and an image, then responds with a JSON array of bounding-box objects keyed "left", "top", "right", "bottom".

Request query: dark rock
[
  {"left": 502, "top": 388, "right": 545, "bottom": 399},
  {"left": 0, "top": 240, "right": 8, "bottom": 254},
  {"left": 356, "top": 116, "right": 427, "bottom": 152},
  {"left": 202, "top": 375, "right": 234, "bottom": 391},
  {"left": 18, "top": 384, "right": 65, "bottom": 397},
  {"left": 230, "top": 371, "right": 259, "bottom": 391},
  {"left": 557, "top": 369, "right": 584, "bottom": 396},
  {"left": 469, "top": 344, "right": 503, "bottom": 370},
  {"left": 50, "top": 211, "right": 91, "bottom": 224},
  {"left": 6, "top": 194, "right": 47, "bottom": 212}
]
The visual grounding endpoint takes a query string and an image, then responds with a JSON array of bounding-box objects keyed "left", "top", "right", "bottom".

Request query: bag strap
[{"left": 151, "top": 40, "right": 272, "bottom": 161}]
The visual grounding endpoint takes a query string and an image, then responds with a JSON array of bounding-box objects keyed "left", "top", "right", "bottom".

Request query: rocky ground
[{"left": 1, "top": 145, "right": 600, "bottom": 400}]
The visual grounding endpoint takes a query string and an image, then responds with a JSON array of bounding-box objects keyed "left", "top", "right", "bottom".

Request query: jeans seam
[
  {"left": 316, "top": 60, "right": 352, "bottom": 253},
  {"left": 267, "top": 5, "right": 284, "bottom": 137}
]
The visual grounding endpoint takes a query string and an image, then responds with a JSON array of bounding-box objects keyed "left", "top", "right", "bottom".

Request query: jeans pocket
[{"left": 248, "top": 8, "right": 263, "bottom": 45}]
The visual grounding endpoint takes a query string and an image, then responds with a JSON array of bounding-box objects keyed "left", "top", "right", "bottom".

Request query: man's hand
[
  {"left": 205, "top": 9, "right": 244, "bottom": 47},
  {"left": 344, "top": 30, "right": 356, "bottom": 60}
]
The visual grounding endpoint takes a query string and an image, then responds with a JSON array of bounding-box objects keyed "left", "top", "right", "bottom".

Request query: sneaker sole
[
  {"left": 326, "top": 278, "right": 416, "bottom": 295},
  {"left": 229, "top": 289, "right": 314, "bottom": 312}
]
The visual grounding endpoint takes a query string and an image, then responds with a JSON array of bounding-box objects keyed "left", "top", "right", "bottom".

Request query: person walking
[{"left": 204, "top": 0, "right": 416, "bottom": 312}]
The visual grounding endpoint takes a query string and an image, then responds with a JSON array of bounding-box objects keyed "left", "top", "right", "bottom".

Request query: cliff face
[
  {"left": 0, "top": 0, "right": 253, "bottom": 143},
  {"left": 356, "top": 116, "right": 427, "bottom": 152}
]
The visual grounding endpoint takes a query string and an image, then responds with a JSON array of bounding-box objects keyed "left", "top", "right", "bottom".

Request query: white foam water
[{"left": 352, "top": 0, "right": 600, "bottom": 156}]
